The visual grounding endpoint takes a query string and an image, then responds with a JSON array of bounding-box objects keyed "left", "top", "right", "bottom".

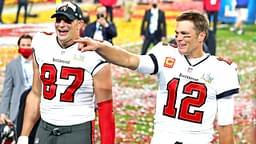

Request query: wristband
[
  {"left": 97, "top": 99, "right": 115, "bottom": 144},
  {"left": 17, "top": 136, "right": 29, "bottom": 144}
]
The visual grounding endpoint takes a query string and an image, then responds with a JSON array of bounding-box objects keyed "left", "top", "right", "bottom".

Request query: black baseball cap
[{"left": 51, "top": 2, "right": 83, "bottom": 20}]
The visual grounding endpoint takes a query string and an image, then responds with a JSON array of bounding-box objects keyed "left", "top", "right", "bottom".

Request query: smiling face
[
  {"left": 175, "top": 11, "right": 208, "bottom": 58},
  {"left": 55, "top": 15, "right": 82, "bottom": 48},
  {"left": 175, "top": 20, "right": 204, "bottom": 58}
]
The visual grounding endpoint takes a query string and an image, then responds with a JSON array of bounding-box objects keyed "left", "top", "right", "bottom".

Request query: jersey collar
[{"left": 184, "top": 53, "right": 210, "bottom": 67}]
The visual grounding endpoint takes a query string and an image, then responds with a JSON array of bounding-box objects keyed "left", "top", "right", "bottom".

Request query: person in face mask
[
  {"left": 0, "top": 34, "right": 34, "bottom": 143},
  {"left": 18, "top": 36, "right": 33, "bottom": 59},
  {"left": 140, "top": 2, "right": 167, "bottom": 55}
]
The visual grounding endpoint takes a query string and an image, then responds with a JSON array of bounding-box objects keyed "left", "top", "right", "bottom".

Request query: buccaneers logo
[{"left": 59, "top": 4, "right": 68, "bottom": 11}]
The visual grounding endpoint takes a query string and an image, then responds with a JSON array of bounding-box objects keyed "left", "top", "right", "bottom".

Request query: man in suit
[
  {"left": 14, "top": 0, "right": 29, "bottom": 24},
  {"left": 0, "top": 34, "right": 33, "bottom": 136},
  {"left": 140, "top": 2, "right": 166, "bottom": 55},
  {"left": 83, "top": 6, "right": 117, "bottom": 44}
]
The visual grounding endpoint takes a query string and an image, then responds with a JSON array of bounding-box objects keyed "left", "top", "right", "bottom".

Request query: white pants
[{"left": 235, "top": 8, "right": 248, "bottom": 21}]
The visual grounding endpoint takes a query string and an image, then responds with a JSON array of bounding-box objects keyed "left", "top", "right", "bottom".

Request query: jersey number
[
  {"left": 40, "top": 64, "right": 84, "bottom": 102},
  {"left": 163, "top": 78, "right": 207, "bottom": 123}
]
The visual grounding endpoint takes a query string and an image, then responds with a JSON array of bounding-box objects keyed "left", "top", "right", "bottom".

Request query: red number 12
[{"left": 163, "top": 78, "right": 207, "bottom": 123}]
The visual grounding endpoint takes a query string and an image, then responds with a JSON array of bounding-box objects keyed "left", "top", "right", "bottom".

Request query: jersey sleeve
[
  {"left": 136, "top": 54, "right": 157, "bottom": 74},
  {"left": 31, "top": 32, "right": 41, "bottom": 53},
  {"left": 136, "top": 42, "right": 171, "bottom": 75},
  {"left": 87, "top": 52, "right": 108, "bottom": 76},
  {"left": 217, "top": 96, "right": 235, "bottom": 125},
  {"left": 32, "top": 32, "right": 45, "bottom": 64},
  {"left": 32, "top": 32, "right": 52, "bottom": 52},
  {"left": 215, "top": 62, "right": 240, "bottom": 99}
]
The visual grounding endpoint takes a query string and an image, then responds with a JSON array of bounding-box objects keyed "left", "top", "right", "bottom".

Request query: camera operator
[{"left": 83, "top": 6, "right": 117, "bottom": 44}]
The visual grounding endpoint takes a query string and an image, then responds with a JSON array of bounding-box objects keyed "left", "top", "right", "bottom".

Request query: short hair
[
  {"left": 96, "top": 5, "right": 106, "bottom": 14},
  {"left": 82, "top": 10, "right": 90, "bottom": 24},
  {"left": 17, "top": 34, "right": 33, "bottom": 46},
  {"left": 176, "top": 11, "right": 209, "bottom": 40}
]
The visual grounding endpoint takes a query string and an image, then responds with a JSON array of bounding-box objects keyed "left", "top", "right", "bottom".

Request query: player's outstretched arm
[
  {"left": 94, "top": 64, "right": 115, "bottom": 144},
  {"left": 18, "top": 56, "right": 41, "bottom": 144},
  {"left": 75, "top": 37, "right": 140, "bottom": 70}
]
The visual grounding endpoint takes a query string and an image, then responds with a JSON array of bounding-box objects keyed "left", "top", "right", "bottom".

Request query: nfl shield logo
[{"left": 187, "top": 67, "right": 193, "bottom": 73}]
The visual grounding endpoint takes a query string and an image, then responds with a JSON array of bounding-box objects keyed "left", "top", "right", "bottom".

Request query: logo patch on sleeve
[{"left": 164, "top": 57, "right": 175, "bottom": 68}]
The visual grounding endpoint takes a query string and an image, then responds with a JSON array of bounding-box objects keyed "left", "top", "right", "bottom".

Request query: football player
[
  {"left": 17, "top": 2, "right": 115, "bottom": 144},
  {"left": 76, "top": 11, "right": 240, "bottom": 144}
]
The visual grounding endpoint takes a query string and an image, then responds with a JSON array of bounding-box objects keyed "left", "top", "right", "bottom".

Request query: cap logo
[
  {"left": 57, "top": 2, "right": 76, "bottom": 12},
  {"left": 59, "top": 4, "right": 68, "bottom": 11},
  {"left": 52, "top": 2, "right": 82, "bottom": 20}
]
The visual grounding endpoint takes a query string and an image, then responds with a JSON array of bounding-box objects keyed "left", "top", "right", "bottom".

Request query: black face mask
[
  {"left": 96, "top": 13, "right": 105, "bottom": 19},
  {"left": 152, "top": 3, "right": 157, "bottom": 9}
]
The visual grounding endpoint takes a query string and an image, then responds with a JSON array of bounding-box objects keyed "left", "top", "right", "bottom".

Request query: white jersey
[
  {"left": 32, "top": 32, "right": 107, "bottom": 126},
  {"left": 137, "top": 43, "right": 240, "bottom": 144}
]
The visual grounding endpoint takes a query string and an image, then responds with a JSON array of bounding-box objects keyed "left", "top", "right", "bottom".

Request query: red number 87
[{"left": 40, "top": 63, "right": 84, "bottom": 102}]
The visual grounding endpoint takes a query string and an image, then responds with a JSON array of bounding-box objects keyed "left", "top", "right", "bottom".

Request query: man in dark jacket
[
  {"left": 140, "top": 2, "right": 166, "bottom": 55},
  {"left": 83, "top": 6, "right": 117, "bottom": 44},
  {"left": 14, "top": 0, "right": 28, "bottom": 24}
]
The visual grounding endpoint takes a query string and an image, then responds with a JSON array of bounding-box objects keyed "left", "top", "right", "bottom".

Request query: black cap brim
[{"left": 51, "top": 12, "right": 76, "bottom": 20}]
